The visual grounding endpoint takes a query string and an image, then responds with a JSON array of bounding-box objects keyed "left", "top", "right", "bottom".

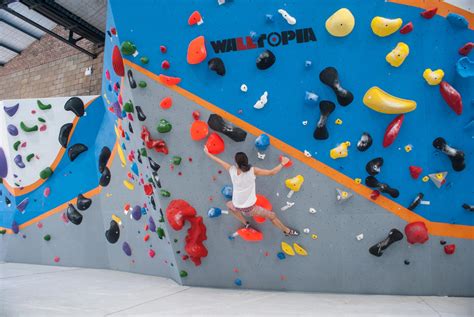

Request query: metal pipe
[{"left": 0, "top": 42, "right": 21, "bottom": 54}]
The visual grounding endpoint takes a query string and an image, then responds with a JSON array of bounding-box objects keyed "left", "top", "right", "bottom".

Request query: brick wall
[{"left": 0, "top": 26, "right": 103, "bottom": 100}]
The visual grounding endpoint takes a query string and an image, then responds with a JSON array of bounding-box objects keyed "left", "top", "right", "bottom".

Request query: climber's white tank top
[{"left": 229, "top": 165, "right": 257, "bottom": 208}]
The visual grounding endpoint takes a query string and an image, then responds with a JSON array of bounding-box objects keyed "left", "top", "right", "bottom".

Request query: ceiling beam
[{"left": 0, "top": 18, "right": 41, "bottom": 40}]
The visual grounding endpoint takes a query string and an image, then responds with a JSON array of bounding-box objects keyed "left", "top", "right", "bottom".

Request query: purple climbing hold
[
  {"left": 122, "top": 241, "right": 132, "bottom": 256},
  {"left": 0, "top": 147, "right": 8, "bottom": 178},
  {"left": 7, "top": 124, "right": 18, "bottom": 136},
  {"left": 12, "top": 220, "right": 19, "bottom": 234},
  {"left": 149, "top": 216, "right": 156, "bottom": 232},
  {"left": 14, "top": 155, "right": 25, "bottom": 168},
  {"left": 132, "top": 205, "right": 142, "bottom": 220},
  {"left": 4, "top": 103, "right": 19, "bottom": 117},
  {"left": 17, "top": 197, "right": 29, "bottom": 213}
]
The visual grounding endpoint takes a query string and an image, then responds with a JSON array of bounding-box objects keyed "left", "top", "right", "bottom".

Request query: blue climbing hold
[
  {"left": 265, "top": 14, "right": 273, "bottom": 23},
  {"left": 131, "top": 162, "right": 139, "bottom": 176},
  {"left": 255, "top": 134, "right": 270, "bottom": 151},
  {"left": 277, "top": 252, "right": 286, "bottom": 260},
  {"left": 446, "top": 13, "right": 468, "bottom": 29},
  {"left": 234, "top": 278, "right": 242, "bottom": 286},
  {"left": 456, "top": 57, "right": 474, "bottom": 78},
  {"left": 221, "top": 185, "right": 233, "bottom": 199},
  {"left": 208, "top": 207, "right": 223, "bottom": 218}
]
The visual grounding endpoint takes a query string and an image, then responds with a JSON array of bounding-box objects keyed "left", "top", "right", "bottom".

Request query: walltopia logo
[{"left": 210, "top": 27, "right": 316, "bottom": 54}]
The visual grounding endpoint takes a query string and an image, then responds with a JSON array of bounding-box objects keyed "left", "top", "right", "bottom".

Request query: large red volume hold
[
  {"left": 141, "top": 126, "right": 169, "bottom": 154},
  {"left": 166, "top": 200, "right": 208, "bottom": 266},
  {"left": 205, "top": 133, "right": 225, "bottom": 154},
  {"left": 405, "top": 222, "right": 429, "bottom": 244},
  {"left": 383, "top": 114, "right": 404, "bottom": 148},
  {"left": 112, "top": 45, "right": 124, "bottom": 77},
  {"left": 439, "top": 81, "right": 463, "bottom": 115}
]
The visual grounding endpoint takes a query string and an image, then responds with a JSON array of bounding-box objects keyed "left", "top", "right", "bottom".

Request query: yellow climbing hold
[
  {"left": 293, "top": 243, "right": 308, "bottom": 256},
  {"left": 281, "top": 241, "right": 295, "bottom": 256},
  {"left": 423, "top": 68, "right": 444, "bottom": 86},
  {"left": 341, "top": 191, "right": 348, "bottom": 198},
  {"left": 111, "top": 214, "right": 122, "bottom": 225},
  {"left": 335, "top": 118, "right": 343, "bottom": 125},
  {"left": 311, "top": 234, "right": 318, "bottom": 240},
  {"left": 404, "top": 145, "right": 412, "bottom": 152},
  {"left": 330, "top": 141, "right": 351, "bottom": 159},
  {"left": 355, "top": 178, "right": 362, "bottom": 184},
  {"left": 422, "top": 176, "right": 429, "bottom": 182},
  {"left": 436, "top": 173, "right": 444, "bottom": 180},
  {"left": 386, "top": 42, "right": 409, "bottom": 67},
  {"left": 117, "top": 144, "right": 126, "bottom": 166},
  {"left": 363, "top": 87, "right": 417, "bottom": 114},
  {"left": 123, "top": 180, "right": 134, "bottom": 190},
  {"left": 325, "top": 8, "right": 355, "bottom": 37},
  {"left": 371, "top": 17, "right": 403, "bottom": 37}
]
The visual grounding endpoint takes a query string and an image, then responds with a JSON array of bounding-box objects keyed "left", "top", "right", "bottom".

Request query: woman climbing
[{"left": 204, "top": 147, "right": 300, "bottom": 236}]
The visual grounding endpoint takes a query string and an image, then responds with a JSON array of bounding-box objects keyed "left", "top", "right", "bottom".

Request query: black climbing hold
[
  {"left": 58, "top": 123, "right": 73, "bottom": 148},
  {"left": 128, "top": 122, "right": 134, "bottom": 134},
  {"left": 148, "top": 157, "right": 160, "bottom": 172},
  {"left": 64, "top": 97, "right": 85, "bottom": 117},
  {"left": 462, "top": 203, "right": 474, "bottom": 211},
  {"left": 313, "top": 100, "right": 335, "bottom": 140},
  {"left": 365, "top": 176, "right": 399, "bottom": 198},
  {"left": 369, "top": 228, "right": 404, "bottom": 257},
  {"left": 440, "top": 240, "right": 447, "bottom": 245},
  {"left": 150, "top": 196, "right": 157, "bottom": 210},
  {"left": 433, "top": 137, "right": 465, "bottom": 172},
  {"left": 256, "top": 49, "right": 276, "bottom": 70},
  {"left": 136, "top": 106, "right": 147, "bottom": 121},
  {"left": 357, "top": 132, "right": 373, "bottom": 152},
  {"left": 319, "top": 67, "right": 354, "bottom": 106},
  {"left": 208, "top": 114, "right": 247, "bottom": 142},
  {"left": 77, "top": 193, "right": 92, "bottom": 211},
  {"left": 208, "top": 57, "right": 226, "bottom": 76},
  {"left": 404, "top": 260, "right": 410, "bottom": 265},
  {"left": 137, "top": 151, "right": 142, "bottom": 164},
  {"left": 5, "top": 196, "right": 11, "bottom": 206},
  {"left": 366, "top": 157, "right": 384, "bottom": 176},
  {"left": 98, "top": 146, "right": 111, "bottom": 173},
  {"left": 67, "top": 204, "right": 83, "bottom": 225},
  {"left": 68, "top": 144, "right": 88, "bottom": 161},
  {"left": 127, "top": 69, "right": 137, "bottom": 89},
  {"left": 407, "top": 193, "right": 424, "bottom": 211},
  {"left": 99, "top": 167, "right": 111, "bottom": 187},
  {"left": 105, "top": 220, "right": 120, "bottom": 244}
]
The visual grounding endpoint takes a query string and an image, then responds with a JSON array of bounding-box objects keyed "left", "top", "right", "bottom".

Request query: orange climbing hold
[
  {"left": 206, "top": 132, "right": 225, "bottom": 154},
  {"left": 254, "top": 194, "right": 272, "bottom": 223},
  {"left": 158, "top": 74, "right": 181, "bottom": 86},
  {"left": 190, "top": 120, "right": 209, "bottom": 141},
  {"left": 112, "top": 45, "right": 124, "bottom": 76},
  {"left": 160, "top": 97, "right": 173, "bottom": 109},
  {"left": 187, "top": 36, "right": 207, "bottom": 65},
  {"left": 188, "top": 11, "right": 204, "bottom": 26},
  {"left": 235, "top": 228, "right": 263, "bottom": 242}
]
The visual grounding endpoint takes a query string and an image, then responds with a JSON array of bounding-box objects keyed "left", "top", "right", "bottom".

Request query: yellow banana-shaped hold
[
  {"left": 423, "top": 68, "right": 444, "bottom": 85},
  {"left": 281, "top": 241, "right": 295, "bottom": 256},
  {"left": 330, "top": 141, "right": 351, "bottom": 159},
  {"left": 371, "top": 17, "right": 403, "bottom": 37},
  {"left": 363, "top": 87, "right": 417, "bottom": 114},
  {"left": 293, "top": 243, "right": 308, "bottom": 256},
  {"left": 123, "top": 180, "right": 134, "bottom": 190},
  {"left": 386, "top": 42, "right": 409, "bottom": 67},
  {"left": 117, "top": 143, "right": 126, "bottom": 166}
]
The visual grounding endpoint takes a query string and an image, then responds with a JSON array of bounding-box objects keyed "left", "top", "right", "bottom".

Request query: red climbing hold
[
  {"left": 158, "top": 74, "right": 181, "bottom": 86},
  {"left": 235, "top": 227, "right": 263, "bottom": 242},
  {"left": 444, "top": 244, "right": 456, "bottom": 255},
  {"left": 161, "top": 60, "right": 170, "bottom": 70},
  {"left": 192, "top": 111, "right": 200, "bottom": 121},
  {"left": 420, "top": 7, "right": 437, "bottom": 19},
  {"left": 459, "top": 42, "right": 474, "bottom": 56},
  {"left": 279, "top": 155, "right": 293, "bottom": 168},
  {"left": 160, "top": 97, "right": 173, "bottom": 109},
  {"left": 187, "top": 36, "right": 207, "bottom": 65},
  {"left": 409, "top": 166, "right": 422, "bottom": 179},
  {"left": 205, "top": 133, "right": 225, "bottom": 154},
  {"left": 254, "top": 194, "right": 272, "bottom": 223},
  {"left": 141, "top": 126, "right": 169, "bottom": 154},
  {"left": 370, "top": 190, "right": 380, "bottom": 200},
  {"left": 190, "top": 120, "right": 209, "bottom": 141},
  {"left": 118, "top": 94, "right": 123, "bottom": 106},
  {"left": 112, "top": 45, "right": 124, "bottom": 77},
  {"left": 439, "top": 81, "right": 463, "bottom": 115},
  {"left": 188, "top": 11, "right": 204, "bottom": 26},
  {"left": 166, "top": 199, "right": 208, "bottom": 266},
  {"left": 400, "top": 22, "right": 413, "bottom": 34},
  {"left": 160, "top": 45, "right": 167, "bottom": 53},
  {"left": 383, "top": 114, "right": 404, "bottom": 148},
  {"left": 144, "top": 184, "right": 153, "bottom": 196},
  {"left": 110, "top": 27, "right": 117, "bottom": 35},
  {"left": 405, "top": 222, "right": 429, "bottom": 244}
]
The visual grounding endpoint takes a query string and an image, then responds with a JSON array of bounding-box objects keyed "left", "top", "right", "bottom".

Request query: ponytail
[{"left": 235, "top": 152, "right": 251, "bottom": 172}]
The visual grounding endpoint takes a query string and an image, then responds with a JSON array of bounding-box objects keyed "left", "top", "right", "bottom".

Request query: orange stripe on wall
[{"left": 124, "top": 59, "right": 474, "bottom": 240}]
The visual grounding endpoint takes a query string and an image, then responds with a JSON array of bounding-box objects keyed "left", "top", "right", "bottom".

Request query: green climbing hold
[
  {"left": 13, "top": 141, "right": 21, "bottom": 151},
  {"left": 157, "top": 227, "right": 165, "bottom": 239},
  {"left": 173, "top": 238, "right": 178, "bottom": 243},
  {"left": 121, "top": 41, "right": 137, "bottom": 56},
  {"left": 180, "top": 270, "right": 188, "bottom": 278},
  {"left": 157, "top": 119, "right": 172, "bottom": 133},
  {"left": 0, "top": 229, "right": 6, "bottom": 235},
  {"left": 43, "top": 234, "right": 51, "bottom": 241},
  {"left": 20, "top": 121, "right": 38, "bottom": 132},
  {"left": 138, "top": 81, "right": 147, "bottom": 88},
  {"left": 140, "top": 148, "right": 147, "bottom": 157},
  {"left": 40, "top": 167, "right": 53, "bottom": 180},
  {"left": 38, "top": 117, "right": 46, "bottom": 123},
  {"left": 172, "top": 156, "right": 182, "bottom": 165},
  {"left": 26, "top": 153, "right": 35, "bottom": 162},
  {"left": 140, "top": 56, "right": 149, "bottom": 64},
  {"left": 123, "top": 101, "right": 134, "bottom": 113},
  {"left": 37, "top": 100, "right": 52, "bottom": 110},
  {"left": 159, "top": 216, "right": 165, "bottom": 223},
  {"left": 160, "top": 189, "right": 171, "bottom": 197}
]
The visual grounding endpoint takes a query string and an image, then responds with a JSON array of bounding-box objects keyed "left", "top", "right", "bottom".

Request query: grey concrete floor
[{"left": 0, "top": 262, "right": 472, "bottom": 317}]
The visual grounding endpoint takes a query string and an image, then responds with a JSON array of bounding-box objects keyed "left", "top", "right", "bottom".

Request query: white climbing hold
[
  {"left": 253, "top": 91, "right": 268, "bottom": 109},
  {"left": 304, "top": 150, "right": 312, "bottom": 157},
  {"left": 257, "top": 152, "right": 266, "bottom": 160},
  {"left": 356, "top": 234, "right": 364, "bottom": 241},
  {"left": 278, "top": 9, "right": 296, "bottom": 25},
  {"left": 240, "top": 84, "right": 248, "bottom": 92},
  {"left": 309, "top": 207, "right": 317, "bottom": 214},
  {"left": 281, "top": 201, "right": 295, "bottom": 211},
  {"left": 302, "top": 121, "right": 308, "bottom": 126},
  {"left": 303, "top": 228, "right": 310, "bottom": 234},
  {"left": 420, "top": 200, "right": 431, "bottom": 206}
]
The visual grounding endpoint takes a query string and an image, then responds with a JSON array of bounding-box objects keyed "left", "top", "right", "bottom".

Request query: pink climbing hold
[
  {"left": 405, "top": 221, "right": 429, "bottom": 244},
  {"left": 105, "top": 70, "right": 111, "bottom": 81},
  {"left": 400, "top": 22, "right": 413, "bottom": 34},
  {"left": 458, "top": 42, "right": 473, "bottom": 56},
  {"left": 149, "top": 249, "right": 156, "bottom": 258},
  {"left": 37, "top": 222, "right": 43, "bottom": 229},
  {"left": 53, "top": 256, "right": 60, "bottom": 263},
  {"left": 43, "top": 187, "right": 51, "bottom": 197}
]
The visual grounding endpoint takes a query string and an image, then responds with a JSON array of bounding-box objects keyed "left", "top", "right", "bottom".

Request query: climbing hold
[
  {"left": 423, "top": 69, "right": 444, "bottom": 85},
  {"left": 58, "top": 123, "right": 73, "bottom": 148},
  {"left": 67, "top": 204, "right": 83, "bottom": 225},
  {"left": 335, "top": 119, "right": 342, "bottom": 125},
  {"left": 319, "top": 67, "right": 353, "bottom": 106},
  {"left": 20, "top": 121, "right": 38, "bottom": 132},
  {"left": 208, "top": 114, "right": 247, "bottom": 142},
  {"left": 136, "top": 106, "right": 147, "bottom": 121},
  {"left": 160, "top": 60, "right": 170, "bottom": 69},
  {"left": 221, "top": 185, "right": 233, "bottom": 199},
  {"left": 158, "top": 74, "right": 181, "bottom": 86},
  {"left": 64, "top": 97, "right": 85, "bottom": 117},
  {"left": 285, "top": 175, "right": 304, "bottom": 198},
  {"left": 17, "top": 197, "right": 29, "bottom": 213},
  {"left": 305, "top": 91, "right": 318, "bottom": 105},
  {"left": 446, "top": 13, "right": 468, "bottom": 29},
  {"left": 281, "top": 241, "right": 295, "bottom": 256},
  {"left": 234, "top": 278, "right": 242, "bottom": 286},
  {"left": 148, "top": 157, "right": 160, "bottom": 172},
  {"left": 187, "top": 36, "right": 207, "bottom": 65},
  {"left": 420, "top": 7, "right": 437, "bottom": 19},
  {"left": 127, "top": 70, "right": 137, "bottom": 89},
  {"left": 138, "top": 80, "right": 147, "bottom": 88},
  {"left": 407, "top": 193, "right": 424, "bottom": 211},
  {"left": 123, "top": 100, "right": 134, "bottom": 113},
  {"left": 190, "top": 120, "right": 209, "bottom": 141},
  {"left": 405, "top": 222, "right": 429, "bottom": 244},
  {"left": 255, "top": 134, "right": 270, "bottom": 152},
  {"left": 140, "top": 56, "right": 149, "bottom": 64},
  {"left": 462, "top": 204, "right": 474, "bottom": 212},
  {"left": 77, "top": 193, "right": 92, "bottom": 211},
  {"left": 444, "top": 244, "right": 456, "bottom": 255},
  {"left": 171, "top": 156, "right": 182, "bottom": 166},
  {"left": 100, "top": 167, "right": 111, "bottom": 187},
  {"left": 256, "top": 50, "right": 276, "bottom": 70},
  {"left": 253, "top": 91, "right": 268, "bottom": 109},
  {"left": 123, "top": 180, "right": 134, "bottom": 190},
  {"left": 357, "top": 132, "right": 372, "bottom": 152},
  {"left": 4, "top": 103, "right": 19, "bottom": 117},
  {"left": 459, "top": 42, "right": 474, "bottom": 56},
  {"left": 336, "top": 188, "right": 352, "bottom": 202},
  {"left": 98, "top": 146, "right": 111, "bottom": 173},
  {"left": 369, "top": 228, "right": 403, "bottom": 256},
  {"left": 14, "top": 155, "right": 25, "bottom": 168},
  {"left": 205, "top": 133, "right": 225, "bottom": 154},
  {"left": 179, "top": 270, "right": 188, "bottom": 278},
  {"left": 105, "top": 220, "right": 120, "bottom": 244},
  {"left": 68, "top": 143, "right": 88, "bottom": 161},
  {"left": 141, "top": 126, "right": 168, "bottom": 154},
  {"left": 429, "top": 172, "right": 447, "bottom": 188},
  {"left": 37, "top": 100, "right": 51, "bottom": 110},
  {"left": 293, "top": 243, "right": 308, "bottom": 256},
  {"left": 160, "top": 97, "right": 173, "bottom": 110},
  {"left": 439, "top": 81, "right": 462, "bottom": 115},
  {"left": 159, "top": 190, "right": 170, "bottom": 198},
  {"left": 208, "top": 207, "right": 228, "bottom": 218},
  {"left": 366, "top": 157, "right": 384, "bottom": 176},
  {"left": 371, "top": 17, "right": 403, "bottom": 37},
  {"left": 13, "top": 141, "right": 21, "bottom": 151},
  {"left": 208, "top": 57, "right": 226, "bottom": 76},
  {"left": 157, "top": 119, "right": 172, "bottom": 133},
  {"left": 188, "top": 10, "right": 203, "bottom": 26},
  {"left": 386, "top": 42, "right": 409, "bottom": 67},
  {"left": 363, "top": 87, "right": 416, "bottom": 114},
  {"left": 325, "top": 8, "right": 355, "bottom": 37},
  {"left": 409, "top": 166, "right": 423, "bottom": 179},
  {"left": 433, "top": 137, "right": 465, "bottom": 172},
  {"left": 7, "top": 125, "right": 17, "bottom": 138},
  {"left": 330, "top": 141, "right": 350, "bottom": 159},
  {"left": 383, "top": 114, "right": 404, "bottom": 148},
  {"left": 313, "top": 100, "right": 335, "bottom": 140},
  {"left": 354, "top": 178, "right": 362, "bottom": 184},
  {"left": 122, "top": 242, "right": 132, "bottom": 256},
  {"left": 156, "top": 227, "right": 165, "bottom": 239},
  {"left": 399, "top": 22, "right": 413, "bottom": 34},
  {"left": 131, "top": 205, "right": 142, "bottom": 221},
  {"left": 456, "top": 57, "right": 474, "bottom": 78},
  {"left": 0, "top": 148, "right": 8, "bottom": 178},
  {"left": 231, "top": 227, "right": 263, "bottom": 242},
  {"left": 121, "top": 40, "right": 137, "bottom": 56},
  {"left": 240, "top": 84, "right": 248, "bottom": 93},
  {"left": 278, "top": 9, "right": 296, "bottom": 25},
  {"left": 365, "top": 176, "right": 399, "bottom": 198},
  {"left": 43, "top": 234, "right": 51, "bottom": 241}
]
